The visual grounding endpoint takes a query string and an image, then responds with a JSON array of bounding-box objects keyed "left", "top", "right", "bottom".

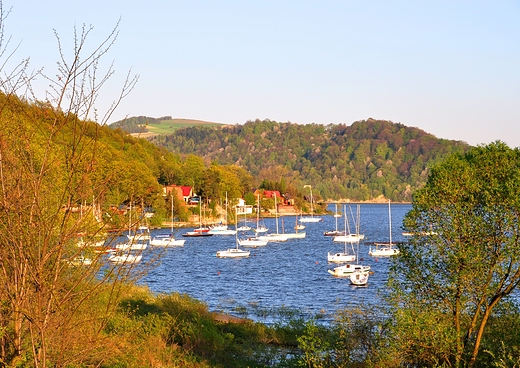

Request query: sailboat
[
  {"left": 333, "top": 205, "right": 364, "bottom": 242},
  {"left": 328, "top": 216, "right": 370, "bottom": 277},
  {"left": 216, "top": 208, "right": 251, "bottom": 258},
  {"left": 238, "top": 195, "right": 269, "bottom": 247},
  {"left": 333, "top": 207, "right": 359, "bottom": 243},
  {"left": 150, "top": 197, "right": 185, "bottom": 246},
  {"left": 257, "top": 193, "right": 288, "bottom": 242},
  {"left": 351, "top": 204, "right": 365, "bottom": 240},
  {"left": 209, "top": 193, "right": 237, "bottom": 235},
  {"left": 328, "top": 206, "right": 356, "bottom": 263},
  {"left": 108, "top": 252, "right": 143, "bottom": 264},
  {"left": 281, "top": 215, "right": 306, "bottom": 239},
  {"left": 349, "top": 270, "right": 369, "bottom": 286},
  {"left": 236, "top": 208, "right": 251, "bottom": 232},
  {"left": 116, "top": 202, "right": 148, "bottom": 250},
  {"left": 324, "top": 204, "right": 342, "bottom": 236},
  {"left": 369, "top": 200, "right": 400, "bottom": 257},
  {"left": 294, "top": 213, "right": 306, "bottom": 230},
  {"left": 328, "top": 254, "right": 370, "bottom": 277},
  {"left": 183, "top": 203, "right": 213, "bottom": 237},
  {"left": 126, "top": 202, "right": 151, "bottom": 242},
  {"left": 252, "top": 194, "right": 269, "bottom": 233},
  {"left": 299, "top": 185, "right": 323, "bottom": 223}
]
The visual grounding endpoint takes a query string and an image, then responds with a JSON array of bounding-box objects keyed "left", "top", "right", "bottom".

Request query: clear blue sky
[{"left": 5, "top": 1, "right": 520, "bottom": 147}]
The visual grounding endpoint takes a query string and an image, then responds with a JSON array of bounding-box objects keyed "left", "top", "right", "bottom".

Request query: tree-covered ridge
[{"left": 150, "top": 118, "right": 470, "bottom": 201}]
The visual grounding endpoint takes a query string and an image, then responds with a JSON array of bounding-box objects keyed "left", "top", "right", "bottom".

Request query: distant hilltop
[{"left": 109, "top": 116, "right": 223, "bottom": 137}]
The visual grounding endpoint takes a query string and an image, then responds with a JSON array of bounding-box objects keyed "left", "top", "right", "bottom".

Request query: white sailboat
[
  {"left": 369, "top": 200, "right": 400, "bottom": 257},
  {"left": 257, "top": 193, "right": 288, "bottom": 242},
  {"left": 333, "top": 208, "right": 358, "bottom": 243},
  {"left": 238, "top": 195, "right": 269, "bottom": 247},
  {"left": 333, "top": 205, "right": 364, "bottom": 242},
  {"left": 238, "top": 236, "right": 268, "bottom": 247},
  {"left": 280, "top": 214, "right": 306, "bottom": 239},
  {"left": 294, "top": 213, "right": 306, "bottom": 230},
  {"left": 150, "top": 198, "right": 185, "bottom": 246},
  {"left": 324, "top": 204, "right": 342, "bottom": 236},
  {"left": 351, "top": 204, "right": 365, "bottom": 240},
  {"left": 350, "top": 270, "right": 369, "bottom": 286},
  {"left": 209, "top": 193, "right": 237, "bottom": 235},
  {"left": 108, "top": 252, "right": 143, "bottom": 264},
  {"left": 328, "top": 262, "right": 370, "bottom": 277},
  {"left": 216, "top": 208, "right": 251, "bottom": 258},
  {"left": 183, "top": 203, "right": 213, "bottom": 237},
  {"left": 328, "top": 219, "right": 370, "bottom": 277},
  {"left": 126, "top": 202, "right": 151, "bottom": 241},
  {"left": 328, "top": 205, "right": 356, "bottom": 263},
  {"left": 252, "top": 194, "right": 269, "bottom": 234},
  {"left": 115, "top": 241, "right": 147, "bottom": 251},
  {"left": 299, "top": 185, "right": 323, "bottom": 223},
  {"left": 237, "top": 204, "right": 252, "bottom": 231}
]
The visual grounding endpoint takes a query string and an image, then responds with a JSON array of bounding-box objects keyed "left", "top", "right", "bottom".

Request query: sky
[{"left": 4, "top": 1, "right": 520, "bottom": 147}]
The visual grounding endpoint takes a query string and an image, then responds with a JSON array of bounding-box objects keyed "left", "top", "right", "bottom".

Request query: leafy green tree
[
  {"left": 182, "top": 154, "right": 205, "bottom": 194},
  {"left": 388, "top": 141, "right": 520, "bottom": 367},
  {"left": 0, "top": 12, "right": 149, "bottom": 367}
]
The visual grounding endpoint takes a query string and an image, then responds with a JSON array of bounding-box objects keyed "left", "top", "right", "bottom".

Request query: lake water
[{"left": 139, "top": 203, "right": 412, "bottom": 323}]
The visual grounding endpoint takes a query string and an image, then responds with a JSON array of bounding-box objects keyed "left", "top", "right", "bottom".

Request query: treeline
[
  {"left": 0, "top": 94, "right": 263, "bottom": 224},
  {"left": 149, "top": 118, "right": 470, "bottom": 201}
]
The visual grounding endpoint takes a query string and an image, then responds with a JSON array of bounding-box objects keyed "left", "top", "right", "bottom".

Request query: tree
[
  {"left": 0, "top": 9, "right": 143, "bottom": 367},
  {"left": 388, "top": 141, "right": 520, "bottom": 367}
]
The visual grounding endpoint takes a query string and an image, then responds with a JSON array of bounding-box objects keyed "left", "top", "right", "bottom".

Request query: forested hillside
[{"left": 149, "top": 118, "right": 470, "bottom": 201}]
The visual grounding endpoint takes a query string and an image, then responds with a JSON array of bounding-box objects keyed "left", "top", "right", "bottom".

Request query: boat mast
[
  {"left": 171, "top": 195, "right": 174, "bottom": 234},
  {"left": 274, "top": 192, "right": 279, "bottom": 234},
  {"left": 256, "top": 194, "right": 260, "bottom": 232},
  {"left": 388, "top": 199, "right": 392, "bottom": 246}
]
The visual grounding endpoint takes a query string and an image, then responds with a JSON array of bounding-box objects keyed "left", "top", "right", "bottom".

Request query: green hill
[{"left": 148, "top": 118, "right": 470, "bottom": 202}]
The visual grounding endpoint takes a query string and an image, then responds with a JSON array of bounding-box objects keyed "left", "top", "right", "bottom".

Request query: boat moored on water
[
  {"left": 328, "top": 263, "right": 370, "bottom": 277},
  {"left": 299, "top": 185, "right": 323, "bottom": 223},
  {"left": 216, "top": 247, "right": 250, "bottom": 258},
  {"left": 327, "top": 251, "right": 356, "bottom": 263},
  {"left": 150, "top": 234, "right": 185, "bottom": 246},
  {"left": 350, "top": 270, "right": 369, "bottom": 286},
  {"left": 369, "top": 200, "right": 400, "bottom": 257},
  {"left": 108, "top": 253, "right": 142, "bottom": 264},
  {"left": 182, "top": 230, "right": 213, "bottom": 237},
  {"left": 238, "top": 237, "right": 268, "bottom": 247}
]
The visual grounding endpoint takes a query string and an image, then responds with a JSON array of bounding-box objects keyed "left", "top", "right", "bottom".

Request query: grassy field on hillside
[{"left": 146, "top": 118, "right": 223, "bottom": 135}]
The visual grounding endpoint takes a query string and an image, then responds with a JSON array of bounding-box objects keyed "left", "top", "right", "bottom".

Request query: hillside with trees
[{"left": 149, "top": 118, "right": 470, "bottom": 202}]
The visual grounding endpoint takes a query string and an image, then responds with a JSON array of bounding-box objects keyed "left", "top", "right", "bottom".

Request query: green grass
[{"left": 146, "top": 118, "right": 223, "bottom": 135}]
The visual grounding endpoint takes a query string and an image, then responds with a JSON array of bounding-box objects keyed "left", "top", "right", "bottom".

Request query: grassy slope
[{"left": 146, "top": 118, "right": 223, "bottom": 135}]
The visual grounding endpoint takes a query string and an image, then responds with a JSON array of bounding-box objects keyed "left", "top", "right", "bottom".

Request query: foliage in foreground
[{"left": 388, "top": 141, "right": 520, "bottom": 367}]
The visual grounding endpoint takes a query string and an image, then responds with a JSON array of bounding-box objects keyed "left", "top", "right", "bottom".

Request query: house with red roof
[{"left": 163, "top": 185, "right": 194, "bottom": 203}]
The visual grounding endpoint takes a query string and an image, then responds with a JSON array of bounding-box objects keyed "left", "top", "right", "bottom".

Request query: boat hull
[
  {"left": 299, "top": 217, "right": 323, "bottom": 223},
  {"left": 327, "top": 252, "right": 356, "bottom": 263},
  {"left": 333, "top": 234, "right": 363, "bottom": 243},
  {"left": 182, "top": 231, "right": 213, "bottom": 237},
  {"left": 238, "top": 238, "right": 268, "bottom": 247},
  {"left": 350, "top": 271, "right": 369, "bottom": 286},
  {"left": 282, "top": 232, "right": 306, "bottom": 239},
  {"left": 368, "top": 247, "right": 400, "bottom": 257},
  {"left": 150, "top": 236, "right": 185, "bottom": 246},
  {"left": 257, "top": 234, "right": 288, "bottom": 242},
  {"left": 328, "top": 264, "right": 370, "bottom": 277},
  {"left": 216, "top": 248, "right": 250, "bottom": 258}
]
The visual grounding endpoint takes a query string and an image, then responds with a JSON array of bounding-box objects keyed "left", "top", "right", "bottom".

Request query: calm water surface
[{"left": 138, "top": 203, "right": 412, "bottom": 322}]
